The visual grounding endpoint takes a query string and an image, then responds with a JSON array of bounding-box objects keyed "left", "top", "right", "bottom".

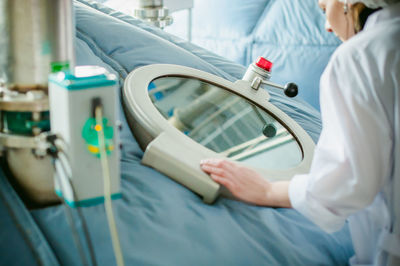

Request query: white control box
[{"left": 48, "top": 66, "right": 120, "bottom": 207}]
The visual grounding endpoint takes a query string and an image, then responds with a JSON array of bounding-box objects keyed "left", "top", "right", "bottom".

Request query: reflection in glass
[{"left": 148, "top": 76, "right": 302, "bottom": 170}]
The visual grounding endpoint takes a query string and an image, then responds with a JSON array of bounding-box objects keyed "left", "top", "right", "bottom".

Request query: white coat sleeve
[{"left": 288, "top": 47, "right": 393, "bottom": 233}]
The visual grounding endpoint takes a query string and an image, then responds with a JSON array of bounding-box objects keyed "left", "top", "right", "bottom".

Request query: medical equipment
[
  {"left": 0, "top": 1, "right": 124, "bottom": 264},
  {"left": 0, "top": 0, "right": 121, "bottom": 208},
  {"left": 132, "top": 0, "right": 173, "bottom": 28},
  {"left": 48, "top": 66, "right": 120, "bottom": 205},
  {"left": 104, "top": 0, "right": 194, "bottom": 40},
  {"left": 243, "top": 57, "right": 298, "bottom": 98},
  {"left": 0, "top": 0, "right": 75, "bottom": 206},
  {"left": 123, "top": 62, "right": 314, "bottom": 203}
]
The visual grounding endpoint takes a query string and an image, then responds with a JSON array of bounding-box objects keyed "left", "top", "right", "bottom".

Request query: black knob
[
  {"left": 284, "top": 82, "right": 298, "bottom": 98},
  {"left": 262, "top": 124, "right": 277, "bottom": 138}
]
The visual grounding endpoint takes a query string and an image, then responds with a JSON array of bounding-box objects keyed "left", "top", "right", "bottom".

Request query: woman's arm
[{"left": 200, "top": 159, "right": 292, "bottom": 207}]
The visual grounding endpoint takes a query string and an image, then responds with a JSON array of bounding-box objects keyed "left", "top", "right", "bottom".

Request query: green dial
[{"left": 82, "top": 117, "right": 114, "bottom": 157}]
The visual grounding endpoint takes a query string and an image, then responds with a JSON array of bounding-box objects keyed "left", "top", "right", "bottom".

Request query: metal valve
[
  {"left": 250, "top": 77, "right": 298, "bottom": 98},
  {"left": 243, "top": 57, "right": 299, "bottom": 98}
]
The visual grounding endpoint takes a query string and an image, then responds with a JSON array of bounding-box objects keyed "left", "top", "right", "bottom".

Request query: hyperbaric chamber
[{"left": 123, "top": 64, "right": 315, "bottom": 203}]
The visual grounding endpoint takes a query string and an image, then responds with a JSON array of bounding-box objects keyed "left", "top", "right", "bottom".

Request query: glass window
[{"left": 149, "top": 76, "right": 302, "bottom": 170}]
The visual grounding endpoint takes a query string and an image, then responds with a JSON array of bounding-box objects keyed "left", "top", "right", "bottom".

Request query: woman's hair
[{"left": 352, "top": 3, "right": 381, "bottom": 33}]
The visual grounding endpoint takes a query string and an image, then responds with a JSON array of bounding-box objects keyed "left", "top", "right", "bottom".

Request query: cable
[
  {"left": 95, "top": 105, "right": 125, "bottom": 266},
  {"left": 76, "top": 205, "right": 98, "bottom": 266},
  {"left": 343, "top": 0, "right": 352, "bottom": 40},
  {"left": 57, "top": 152, "right": 98, "bottom": 266},
  {"left": 53, "top": 160, "right": 89, "bottom": 266},
  {"left": 49, "top": 135, "right": 98, "bottom": 266}
]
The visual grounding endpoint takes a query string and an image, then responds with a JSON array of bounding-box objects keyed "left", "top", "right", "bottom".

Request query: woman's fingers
[
  {"left": 210, "top": 174, "right": 235, "bottom": 191},
  {"left": 200, "top": 158, "right": 231, "bottom": 167},
  {"left": 201, "top": 160, "right": 237, "bottom": 191},
  {"left": 200, "top": 164, "right": 224, "bottom": 176},
  {"left": 200, "top": 159, "right": 235, "bottom": 173}
]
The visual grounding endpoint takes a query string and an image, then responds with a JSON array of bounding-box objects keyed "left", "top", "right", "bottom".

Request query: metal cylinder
[
  {"left": 0, "top": 0, "right": 9, "bottom": 86},
  {"left": 242, "top": 63, "right": 271, "bottom": 84},
  {"left": 1, "top": 0, "right": 75, "bottom": 92},
  {"left": 7, "top": 148, "right": 59, "bottom": 206},
  {"left": 47, "top": 0, "right": 75, "bottom": 72},
  {"left": 132, "top": 0, "right": 172, "bottom": 29},
  {"left": 133, "top": 0, "right": 163, "bottom": 8},
  {"left": 0, "top": 0, "right": 74, "bottom": 208}
]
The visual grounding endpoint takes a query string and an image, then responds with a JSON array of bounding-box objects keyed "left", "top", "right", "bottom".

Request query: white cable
[
  {"left": 58, "top": 151, "right": 72, "bottom": 178},
  {"left": 54, "top": 146, "right": 98, "bottom": 266},
  {"left": 54, "top": 159, "right": 89, "bottom": 266},
  {"left": 95, "top": 106, "right": 125, "bottom": 266}
]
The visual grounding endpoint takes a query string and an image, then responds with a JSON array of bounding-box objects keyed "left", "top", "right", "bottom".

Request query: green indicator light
[
  {"left": 82, "top": 117, "right": 114, "bottom": 157},
  {"left": 51, "top": 61, "right": 70, "bottom": 73}
]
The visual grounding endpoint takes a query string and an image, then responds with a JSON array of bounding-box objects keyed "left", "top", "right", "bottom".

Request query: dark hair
[{"left": 352, "top": 3, "right": 381, "bottom": 33}]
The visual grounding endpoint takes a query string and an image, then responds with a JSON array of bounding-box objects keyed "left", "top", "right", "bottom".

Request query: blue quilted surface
[{"left": 0, "top": 1, "right": 353, "bottom": 265}]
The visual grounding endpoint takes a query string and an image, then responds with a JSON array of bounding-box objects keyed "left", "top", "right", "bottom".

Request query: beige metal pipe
[
  {"left": 0, "top": 0, "right": 9, "bottom": 86},
  {"left": 1, "top": 0, "right": 75, "bottom": 92},
  {"left": 0, "top": 0, "right": 75, "bottom": 207}
]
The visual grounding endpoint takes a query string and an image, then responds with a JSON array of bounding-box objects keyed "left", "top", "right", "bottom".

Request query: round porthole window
[
  {"left": 150, "top": 76, "right": 303, "bottom": 170},
  {"left": 123, "top": 64, "right": 314, "bottom": 203}
]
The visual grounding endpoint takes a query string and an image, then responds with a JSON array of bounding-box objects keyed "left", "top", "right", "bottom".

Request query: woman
[{"left": 200, "top": 0, "right": 400, "bottom": 265}]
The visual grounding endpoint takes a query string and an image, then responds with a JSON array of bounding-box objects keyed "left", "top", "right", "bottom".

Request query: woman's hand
[
  {"left": 200, "top": 158, "right": 292, "bottom": 207},
  {"left": 200, "top": 158, "right": 271, "bottom": 205}
]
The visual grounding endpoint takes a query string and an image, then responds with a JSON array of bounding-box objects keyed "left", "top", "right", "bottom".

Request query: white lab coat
[{"left": 289, "top": 4, "right": 400, "bottom": 265}]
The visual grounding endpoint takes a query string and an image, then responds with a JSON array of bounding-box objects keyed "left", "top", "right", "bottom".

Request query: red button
[{"left": 255, "top": 57, "right": 273, "bottom": 72}]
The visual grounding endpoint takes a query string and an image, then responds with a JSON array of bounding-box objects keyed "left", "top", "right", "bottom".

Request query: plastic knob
[
  {"left": 255, "top": 57, "right": 273, "bottom": 72},
  {"left": 284, "top": 82, "right": 298, "bottom": 98},
  {"left": 262, "top": 124, "right": 277, "bottom": 138}
]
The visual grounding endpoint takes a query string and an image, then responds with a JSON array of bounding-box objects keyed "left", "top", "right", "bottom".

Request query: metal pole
[
  {"left": 4, "top": 0, "right": 75, "bottom": 91},
  {"left": 0, "top": 0, "right": 10, "bottom": 86},
  {"left": 187, "top": 7, "right": 192, "bottom": 42}
]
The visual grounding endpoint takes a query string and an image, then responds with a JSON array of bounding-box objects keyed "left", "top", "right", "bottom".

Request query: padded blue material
[
  {"left": 0, "top": 1, "right": 353, "bottom": 265},
  {"left": 167, "top": 0, "right": 342, "bottom": 110},
  {"left": 0, "top": 170, "right": 58, "bottom": 266}
]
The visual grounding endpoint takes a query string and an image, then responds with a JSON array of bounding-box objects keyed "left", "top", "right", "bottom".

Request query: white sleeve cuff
[{"left": 289, "top": 174, "right": 347, "bottom": 233}]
